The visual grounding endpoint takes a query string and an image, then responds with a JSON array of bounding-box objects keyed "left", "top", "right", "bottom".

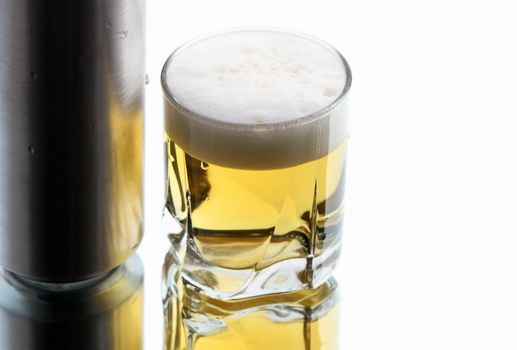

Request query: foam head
[{"left": 162, "top": 29, "right": 351, "bottom": 169}]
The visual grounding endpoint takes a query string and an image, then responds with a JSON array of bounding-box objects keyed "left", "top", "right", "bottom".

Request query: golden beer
[{"left": 166, "top": 137, "right": 346, "bottom": 297}]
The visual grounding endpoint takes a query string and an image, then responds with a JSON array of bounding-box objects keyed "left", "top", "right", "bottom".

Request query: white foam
[
  {"left": 163, "top": 30, "right": 350, "bottom": 169},
  {"left": 166, "top": 31, "right": 346, "bottom": 124}
]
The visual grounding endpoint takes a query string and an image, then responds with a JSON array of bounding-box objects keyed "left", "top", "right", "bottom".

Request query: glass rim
[{"left": 161, "top": 27, "right": 352, "bottom": 131}]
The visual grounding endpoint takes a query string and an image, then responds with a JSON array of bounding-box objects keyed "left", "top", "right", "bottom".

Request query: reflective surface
[
  {"left": 0, "top": 255, "right": 143, "bottom": 350},
  {"left": 163, "top": 249, "right": 340, "bottom": 350},
  {"left": 0, "top": 0, "right": 146, "bottom": 282}
]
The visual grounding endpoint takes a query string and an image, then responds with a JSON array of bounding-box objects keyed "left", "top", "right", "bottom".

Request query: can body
[{"left": 0, "top": 0, "right": 146, "bottom": 281}]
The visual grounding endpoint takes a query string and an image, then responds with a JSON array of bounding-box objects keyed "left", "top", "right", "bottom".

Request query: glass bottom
[
  {"left": 162, "top": 206, "right": 342, "bottom": 301},
  {"left": 183, "top": 239, "right": 341, "bottom": 300},
  {"left": 163, "top": 249, "right": 340, "bottom": 350}
]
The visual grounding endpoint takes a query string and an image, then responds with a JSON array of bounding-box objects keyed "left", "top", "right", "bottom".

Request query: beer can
[{"left": 0, "top": 0, "right": 146, "bottom": 282}]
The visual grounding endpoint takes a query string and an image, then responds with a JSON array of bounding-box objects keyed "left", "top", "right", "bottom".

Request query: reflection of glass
[
  {"left": 161, "top": 29, "right": 351, "bottom": 300},
  {"left": 0, "top": 255, "right": 143, "bottom": 350},
  {"left": 163, "top": 250, "right": 340, "bottom": 350}
]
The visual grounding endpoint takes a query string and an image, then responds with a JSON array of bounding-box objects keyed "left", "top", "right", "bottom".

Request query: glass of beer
[{"left": 162, "top": 29, "right": 351, "bottom": 300}]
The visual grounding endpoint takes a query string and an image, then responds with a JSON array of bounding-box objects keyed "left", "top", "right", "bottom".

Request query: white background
[{"left": 138, "top": 0, "right": 517, "bottom": 349}]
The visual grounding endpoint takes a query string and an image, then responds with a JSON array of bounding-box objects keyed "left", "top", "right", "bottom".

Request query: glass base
[
  {"left": 182, "top": 239, "right": 342, "bottom": 300},
  {"left": 162, "top": 207, "right": 342, "bottom": 301},
  {"left": 163, "top": 248, "right": 340, "bottom": 350}
]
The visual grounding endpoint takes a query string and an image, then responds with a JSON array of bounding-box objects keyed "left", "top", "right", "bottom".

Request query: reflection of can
[{"left": 0, "top": 254, "right": 143, "bottom": 350}]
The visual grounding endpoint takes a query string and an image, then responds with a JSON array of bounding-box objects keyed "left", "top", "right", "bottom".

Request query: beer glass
[{"left": 162, "top": 29, "right": 351, "bottom": 300}]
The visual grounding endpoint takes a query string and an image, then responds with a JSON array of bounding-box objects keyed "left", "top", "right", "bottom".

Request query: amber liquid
[
  {"left": 190, "top": 306, "right": 340, "bottom": 350},
  {"left": 166, "top": 135, "right": 346, "bottom": 297}
]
